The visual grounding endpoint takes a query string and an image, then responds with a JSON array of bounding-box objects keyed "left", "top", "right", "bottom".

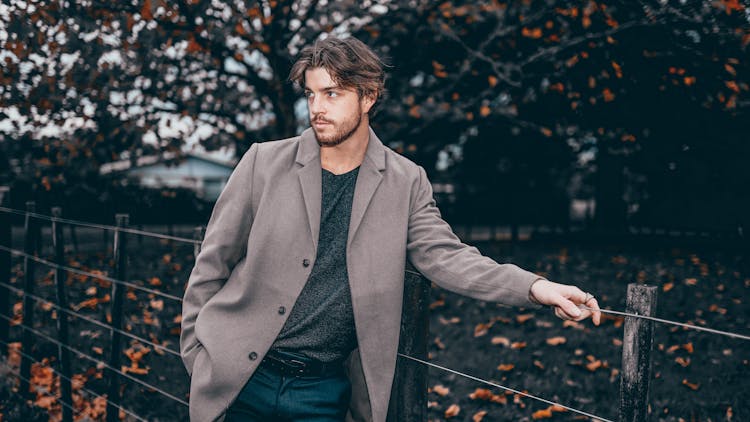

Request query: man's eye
[{"left": 327, "top": 91, "right": 338, "bottom": 98}]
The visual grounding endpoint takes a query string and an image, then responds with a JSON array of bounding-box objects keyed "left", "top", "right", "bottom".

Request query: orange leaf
[
  {"left": 663, "top": 282, "right": 674, "bottom": 292},
  {"left": 445, "top": 404, "right": 461, "bottom": 418},
  {"left": 682, "top": 378, "right": 700, "bottom": 390},
  {"left": 675, "top": 357, "right": 690, "bottom": 367},
  {"left": 532, "top": 407, "right": 553, "bottom": 419},
  {"left": 522, "top": 27, "right": 543, "bottom": 39},
  {"left": 602, "top": 88, "right": 615, "bottom": 102},
  {"left": 432, "top": 384, "right": 450, "bottom": 396},
  {"left": 546, "top": 336, "right": 566, "bottom": 345},
  {"left": 497, "top": 364, "right": 515, "bottom": 371},
  {"left": 469, "top": 388, "right": 493, "bottom": 400},
  {"left": 491, "top": 336, "right": 510, "bottom": 346},
  {"left": 474, "top": 322, "right": 491, "bottom": 337},
  {"left": 480, "top": 105, "right": 491, "bottom": 117},
  {"left": 488, "top": 76, "right": 498, "bottom": 87},
  {"left": 472, "top": 410, "right": 488, "bottom": 422},
  {"left": 683, "top": 342, "right": 694, "bottom": 354},
  {"left": 510, "top": 341, "right": 527, "bottom": 349},
  {"left": 586, "top": 359, "right": 602, "bottom": 371},
  {"left": 516, "top": 314, "right": 534, "bottom": 324}
]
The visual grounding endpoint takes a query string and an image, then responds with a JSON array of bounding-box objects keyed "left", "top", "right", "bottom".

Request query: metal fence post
[
  {"left": 387, "top": 262, "right": 429, "bottom": 422},
  {"left": 20, "top": 201, "right": 40, "bottom": 401},
  {"left": 107, "top": 214, "right": 129, "bottom": 422},
  {"left": 0, "top": 187, "right": 11, "bottom": 357},
  {"left": 51, "top": 207, "right": 73, "bottom": 422},
  {"left": 619, "top": 283, "right": 658, "bottom": 422}
]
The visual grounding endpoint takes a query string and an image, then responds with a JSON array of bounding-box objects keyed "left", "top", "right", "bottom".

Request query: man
[{"left": 180, "top": 36, "right": 601, "bottom": 422}]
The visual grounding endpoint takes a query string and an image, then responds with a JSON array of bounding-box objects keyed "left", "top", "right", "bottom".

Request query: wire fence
[{"left": 1, "top": 205, "right": 747, "bottom": 422}]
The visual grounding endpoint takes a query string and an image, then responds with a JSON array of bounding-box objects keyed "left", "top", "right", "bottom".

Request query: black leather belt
[{"left": 260, "top": 350, "right": 345, "bottom": 378}]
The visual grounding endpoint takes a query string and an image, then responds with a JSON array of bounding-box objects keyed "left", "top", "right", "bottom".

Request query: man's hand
[{"left": 529, "top": 279, "right": 601, "bottom": 326}]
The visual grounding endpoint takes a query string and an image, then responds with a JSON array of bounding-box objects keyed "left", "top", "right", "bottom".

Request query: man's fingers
[{"left": 586, "top": 297, "right": 602, "bottom": 326}]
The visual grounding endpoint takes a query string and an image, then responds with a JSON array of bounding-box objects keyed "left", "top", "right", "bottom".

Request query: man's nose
[{"left": 309, "top": 96, "right": 325, "bottom": 115}]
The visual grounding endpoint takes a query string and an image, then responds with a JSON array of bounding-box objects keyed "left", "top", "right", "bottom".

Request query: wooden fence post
[
  {"left": 20, "top": 201, "right": 40, "bottom": 401},
  {"left": 193, "top": 226, "right": 205, "bottom": 258},
  {"left": 387, "top": 262, "right": 429, "bottom": 422},
  {"left": 619, "top": 283, "right": 658, "bottom": 422},
  {"left": 0, "top": 187, "right": 11, "bottom": 357},
  {"left": 106, "top": 214, "right": 129, "bottom": 422},
  {"left": 51, "top": 207, "right": 73, "bottom": 422}
]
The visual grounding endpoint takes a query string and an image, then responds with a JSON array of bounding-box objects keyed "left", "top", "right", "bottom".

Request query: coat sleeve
[
  {"left": 179, "top": 142, "right": 260, "bottom": 376},
  {"left": 406, "top": 166, "right": 544, "bottom": 308}
]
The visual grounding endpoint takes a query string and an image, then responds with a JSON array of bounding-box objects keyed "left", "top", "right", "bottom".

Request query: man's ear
[{"left": 361, "top": 92, "right": 377, "bottom": 114}]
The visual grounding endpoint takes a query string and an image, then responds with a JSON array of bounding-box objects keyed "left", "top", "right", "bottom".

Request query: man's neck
[{"left": 319, "top": 123, "right": 370, "bottom": 175}]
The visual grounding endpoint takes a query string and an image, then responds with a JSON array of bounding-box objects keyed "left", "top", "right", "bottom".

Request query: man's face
[{"left": 304, "top": 67, "right": 373, "bottom": 147}]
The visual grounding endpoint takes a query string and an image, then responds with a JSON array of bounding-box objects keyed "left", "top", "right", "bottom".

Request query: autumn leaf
[
  {"left": 474, "top": 322, "right": 492, "bottom": 337},
  {"left": 546, "top": 336, "right": 566, "bottom": 346},
  {"left": 516, "top": 314, "right": 534, "bottom": 324},
  {"left": 432, "top": 384, "right": 450, "bottom": 396},
  {"left": 473, "top": 410, "right": 488, "bottom": 421},
  {"left": 682, "top": 378, "right": 700, "bottom": 390},
  {"left": 510, "top": 341, "right": 527, "bottom": 349},
  {"left": 497, "top": 363, "right": 515, "bottom": 371},
  {"left": 488, "top": 76, "right": 498, "bottom": 87},
  {"left": 675, "top": 357, "right": 690, "bottom": 367},
  {"left": 663, "top": 282, "right": 674, "bottom": 292},
  {"left": 469, "top": 388, "right": 493, "bottom": 400},
  {"left": 491, "top": 336, "right": 511, "bottom": 346},
  {"left": 522, "top": 27, "right": 543, "bottom": 39},
  {"left": 445, "top": 404, "right": 460, "bottom": 418}
]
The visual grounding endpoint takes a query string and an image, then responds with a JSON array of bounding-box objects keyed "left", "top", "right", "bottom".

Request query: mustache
[{"left": 312, "top": 117, "right": 333, "bottom": 124}]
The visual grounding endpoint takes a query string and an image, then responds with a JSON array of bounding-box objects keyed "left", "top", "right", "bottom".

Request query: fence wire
[
  {"left": 0, "top": 280, "right": 181, "bottom": 357},
  {"left": 0, "top": 338, "right": 148, "bottom": 422},
  {"left": 0, "top": 244, "right": 184, "bottom": 302},
  {"left": 0, "top": 313, "right": 189, "bottom": 407},
  {"left": 0, "top": 206, "right": 201, "bottom": 245}
]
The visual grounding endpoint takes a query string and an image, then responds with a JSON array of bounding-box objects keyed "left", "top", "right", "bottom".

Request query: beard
[{"left": 312, "top": 109, "right": 363, "bottom": 147}]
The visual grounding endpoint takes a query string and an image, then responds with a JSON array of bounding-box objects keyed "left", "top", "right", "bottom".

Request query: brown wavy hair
[{"left": 289, "top": 36, "right": 387, "bottom": 116}]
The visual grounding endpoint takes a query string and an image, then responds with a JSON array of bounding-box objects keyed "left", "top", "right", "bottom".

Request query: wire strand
[
  {"left": 0, "top": 281, "right": 181, "bottom": 357},
  {"left": 0, "top": 338, "right": 149, "bottom": 422},
  {"left": 0, "top": 313, "right": 189, "bottom": 407},
  {"left": 578, "top": 304, "right": 750, "bottom": 341},
  {"left": 0, "top": 206, "right": 201, "bottom": 245},
  {"left": 398, "top": 353, "right": 613, "bottom": 422},
  {"left": 0, "top": 244, "right": 184, "bottom": 302}
]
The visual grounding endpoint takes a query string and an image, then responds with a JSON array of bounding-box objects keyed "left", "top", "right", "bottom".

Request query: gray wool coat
[{"left": 179, "top": 126, "right": 543, "bottom": 422}]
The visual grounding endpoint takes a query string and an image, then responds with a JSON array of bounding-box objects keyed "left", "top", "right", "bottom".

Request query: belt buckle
[{"left": 288, "top": 359, "right": 307, "bottom": 375}]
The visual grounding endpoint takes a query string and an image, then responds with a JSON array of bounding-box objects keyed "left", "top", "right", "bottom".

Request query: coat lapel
[
  {"left": 296, "top": 129, "right": 323, "bottom": 252},
  {"left": 348, "top": 127, "right": 386, "bottom": 247},
  {"left": 295, "top": 126, "right": 386, "bottom": 252}
]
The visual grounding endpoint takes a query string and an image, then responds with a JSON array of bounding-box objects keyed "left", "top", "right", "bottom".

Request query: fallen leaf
[
  {"left": 663, "top": 282, "right": 674, "bottom": 292},
  {"left": 432, "top": 385, "right": 450, "bottom": 396},
  {"left": 510, "top": 342, "right": 527, "bottom": 349},
  {"left": 546, "top": 336, "right": 566, "bottom": 346},
  {"left": 469, "top": 388, "right": 493, "bottom": 400},
  {"left": 586, "top": 360, "right": 602, "bottom": 371},
  {"left": 683, "top": 343, "right": 694, "bottom": 354},
  {"left": 474, "top": 322, "right": 492, "bottom": 337},
  {"left": 675, "top": 357, "right": 690, "bottom": 367},
  {"left": 473, "top": 410, "right": 488, "bottom": 421},
  {"left": 497, "top": 364, "right": 515, "bottom": 371},
  {"left": 445, "top": 404, "right": 460, "bottom": 418},
  {"left": 682, "top": 378, "right": 700, "bottom": 390},
  {"left": 491, "top": 336, "right": 510, "bottom": 346},
  {"left": 516, "top": 314, "right": 534, "bottom": 324}
]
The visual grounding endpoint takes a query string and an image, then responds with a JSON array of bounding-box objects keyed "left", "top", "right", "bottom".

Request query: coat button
[
  {"left": 302, "top": 259, "right": 310, "bottom": 267},
  {"left": 278, "top": 306, "right": 286, "bottom": 315},
  {"left": 248, "top": 351, "right": 258, "bottom": 361}
]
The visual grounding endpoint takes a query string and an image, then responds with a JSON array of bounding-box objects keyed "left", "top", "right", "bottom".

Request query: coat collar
[{"left": 296, "top": 126, "right": 386, "bottom": 252}]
